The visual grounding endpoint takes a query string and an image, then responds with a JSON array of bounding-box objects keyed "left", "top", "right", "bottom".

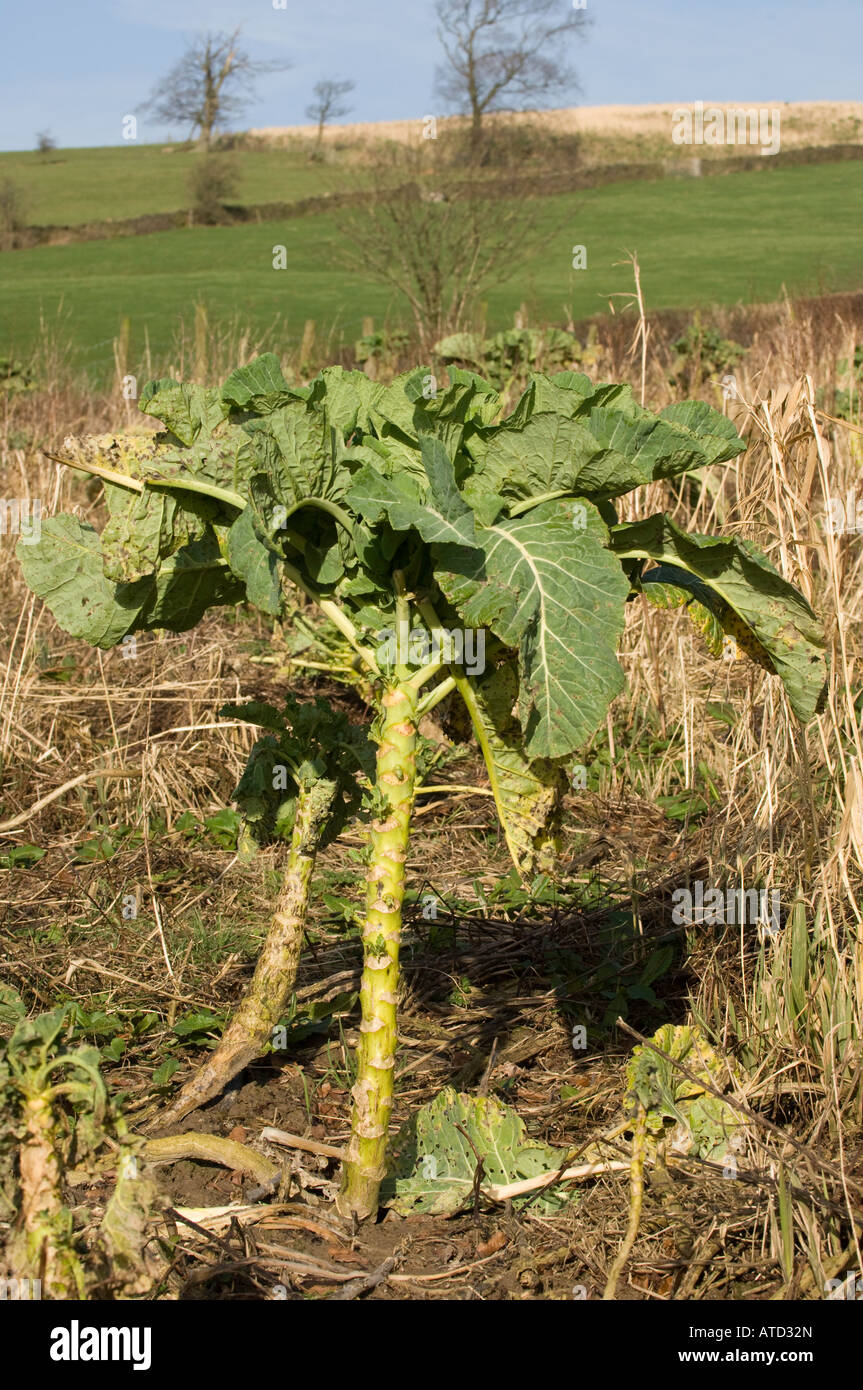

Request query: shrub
[
  {"left": 187, "top": 155, "right": 240, "bottom": 226},
  {"left": 0, "top": 179, "right": 28, "bottom": 251}
]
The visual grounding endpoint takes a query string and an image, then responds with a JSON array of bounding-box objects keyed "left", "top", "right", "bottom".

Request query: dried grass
[{"left": 251, "top": 100, "right": 863, "bottom": 157}]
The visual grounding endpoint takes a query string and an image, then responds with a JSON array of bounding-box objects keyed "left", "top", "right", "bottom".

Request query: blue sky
[{"left": 0, "top": 0, "right": 859, "bottom": 150}]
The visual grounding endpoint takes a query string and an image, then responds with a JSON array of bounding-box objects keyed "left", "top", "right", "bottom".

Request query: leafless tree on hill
[
  {"left": 306, "top": 79, "right": 356, "bottom": 149},
  {"left": 434, "top": 0, "right": 590, "bottom": 156},
  {"left": 139, "top": 29, "right": 291, "bottom": 151}
]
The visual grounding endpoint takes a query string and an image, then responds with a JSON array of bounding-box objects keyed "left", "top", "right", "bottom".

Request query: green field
[
  {"left": 2, "top": 160, "right": 861, "bottom": 380},
  {"left": 0, "top": 143, "right": 335, "bottom": 226}
]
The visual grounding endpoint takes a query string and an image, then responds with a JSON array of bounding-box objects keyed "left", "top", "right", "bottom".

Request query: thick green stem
[
  {"left": 274, "top": 496, "right": 357, "bottom": 542},
  {"left": 417, "top": 674, "right": 457, "bottom": 714},
  {"left": 507, "top": 490, "right": 572, "bottom": 517},
  {"left": 278, "top": 565, "right": 381, "bottom": 677},
  {"left": 337, "top": 682, "right": 419, "bottom": 1221},
  {"left": 151, "top": 778, "right": 336, "bottom": 1131},
  {"left": 417, "top": 596, "right": 531, "bottom": 873},
  {"left": 144, "top": 476, "right": 246, "bottom": 510}
]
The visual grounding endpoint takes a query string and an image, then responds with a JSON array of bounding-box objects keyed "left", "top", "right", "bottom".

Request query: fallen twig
[
  {"left": 144, "top": 1133, "right": 279, "bottom": 1186},
  {"left": 260, "top": 1125, "right": 343, "bottom": 1161},
  {"left": 0, "top": 768, "right": 141, "bottom": 832},
  {"left": 331, "top": 1252, "right": 400, "bottom": 1300},
  {"left": 483, "top": 1159, "right": 629, "bottom": 1203}
]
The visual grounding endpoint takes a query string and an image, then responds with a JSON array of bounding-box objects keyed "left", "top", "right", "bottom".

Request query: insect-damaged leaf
[
  {"left": 435, "top": 499, "right": 629, "bottom": 759},
  {"left": 101, "top": 482, "right": 213, "bottom": 584},
  {"left": 381, "top": 1086, "right": 575, "bottom": 1216},
  {"left": 139, "top": 379, "right": 230, "bottom": 445},
  {"left": 128, "top": 534, "right": 246, "bottom": 633},
  {"left": 18, "top": 516, "right": 142, "bottom": 648},
  {"left": 19, "top": 516, "right": 244, "bottom": 647}
]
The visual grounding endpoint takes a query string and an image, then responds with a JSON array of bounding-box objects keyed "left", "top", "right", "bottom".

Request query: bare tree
[
  {"left": 35, "top": 130, "right": 56, "bottom": 158},
  {"left": 337, "top": 143, "right": 547, "bottom": 352},
  {"left": 306, "top": 79, "right": 355, "bottom": 147},
  {"left": 139, "top": 29, "right": 291, "bottom": 150},
  {"left": 434, "top": 0, "right": 589, "bottom": 153}
]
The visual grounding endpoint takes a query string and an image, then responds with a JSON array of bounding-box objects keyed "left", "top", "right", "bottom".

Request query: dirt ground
[{"left": 2, "top": 711, "right": 802, "bottom": 1301}]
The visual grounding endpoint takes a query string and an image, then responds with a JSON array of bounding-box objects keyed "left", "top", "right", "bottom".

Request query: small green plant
[
  {"left": 449, "top": 974, "right": 473, "bottom": 1008},
  {"left": 0, "top": 354, "right": 37, "bottom": 395},
  {"left": 74, "top": 826, "right": 142, "bottom": 862},
  {"left": 434, "top": 326, "right": 582, "bottom": 391},
  {"left": 827, "top": 345, "right": 862, "bottom": 423},
  {"left": 0, "top": 844, "right": 45, "bottom": 869},
  {"left": 63, "top": 999, "right": 160, "bottom": 1065},
  {"left": 668, "top": 318, "right": 746, "bottom": 393},
  {"left": 19, "top": 354, "right": 827, "bottom": 1220},
  {"left": 353, "top": 327, "right": 412, "bottom": 381},
  {"left": 0, "top": 998, "right": 133, "bottom": 1298}
]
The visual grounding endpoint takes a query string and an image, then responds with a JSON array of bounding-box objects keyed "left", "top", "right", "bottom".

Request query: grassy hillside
[
  {"left": 5, "top": 100, "right": 861, "bottom": 229},
  {"left": 0, "top": 144, "right": 335, "bottom": 226},
  {"left": 1, "top": 160, "right": 861, "bottom": 379}
]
